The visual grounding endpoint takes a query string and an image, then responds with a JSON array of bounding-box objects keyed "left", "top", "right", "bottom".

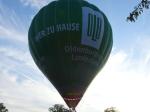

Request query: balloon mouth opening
[
  {"left": 64, "top": 97, "right": 81, "bottom": 101},
  {"left": 63, "top": 97, "right": 81, "bottom": 110}
]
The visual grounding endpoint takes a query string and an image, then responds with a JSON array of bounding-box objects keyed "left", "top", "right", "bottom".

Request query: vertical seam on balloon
[
  {"left": 101, "top": 18, "right": 113, "bottom": 67},
  {"left": 30, "top": 19, "right": 40, "bottom": 62},
  {"left": 67, "top": 0, "right": 72, "bottom": 81}
]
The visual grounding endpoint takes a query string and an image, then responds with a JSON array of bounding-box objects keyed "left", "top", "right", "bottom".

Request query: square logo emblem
[{"left": 81, "top": 7, "right": 104, "bottom": 50}]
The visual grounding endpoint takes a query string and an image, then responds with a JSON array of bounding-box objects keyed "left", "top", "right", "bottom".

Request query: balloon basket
[{"left": 69, "top": 108, "right": 76, "bottom": 112}]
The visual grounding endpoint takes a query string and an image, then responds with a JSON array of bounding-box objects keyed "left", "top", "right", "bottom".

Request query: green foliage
[
  {"left": 127, "top": 0, "right": 150, "bottom": 22},
  {"left": 48, "top": 104, "right": 70, "bottom": 112},
  {"left": 0, "top": 103, "right": 8, "bottom": 112},
  {"left": 104, "top": 107, "right": 119, "bottom": 112}
]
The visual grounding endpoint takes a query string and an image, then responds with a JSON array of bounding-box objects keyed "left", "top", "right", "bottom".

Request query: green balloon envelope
[{"left": 28, "top": 0, "right": 113, "bottom": 109}]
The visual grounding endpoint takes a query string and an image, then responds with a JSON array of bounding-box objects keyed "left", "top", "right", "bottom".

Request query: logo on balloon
[{"left": 81, "top": 7, "right": 104, "bottom": 50}]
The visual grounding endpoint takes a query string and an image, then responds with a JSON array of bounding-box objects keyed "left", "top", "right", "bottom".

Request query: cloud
[
  {"left": 0, "top": 71, "right": 64, "bottom": 112},
  {"left": 77, "top": 44, "right": 150, "bottom": 112},
  {"left": 0, "top": 26, "right": 27, "bottom": 44},
  {"left": 135, "top": 36, "right": 150, "bottom": 64},
  {"left": 0, "top": 43, "right": 52, "bottom": 86},
  {"left": 0, "top": 1, "right": 43, "bottom": 84},
  {"left": 20, "top": 0, "right": 53, "bottom": 9},
  {"left": 0, "top": 1, "right": 27, "bottom": 44}
]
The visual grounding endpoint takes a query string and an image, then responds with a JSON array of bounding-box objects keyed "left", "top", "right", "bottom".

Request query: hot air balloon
[{"left": 28, "top": 0, "right": 113, "bottom": 111}]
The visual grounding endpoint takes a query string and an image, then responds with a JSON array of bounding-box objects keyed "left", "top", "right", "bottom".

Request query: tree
[
  {"left": 127, "top": 0, "right": 150, "bottom": 22},
  {"left": 0, "top": 103, "right": 8, "bottom": 112},
  {"left": 48, "top": 104, "right": 70, "bottom": 112},
  {"left": 104, "top": 107, "right": 119, "bottom": 112}
]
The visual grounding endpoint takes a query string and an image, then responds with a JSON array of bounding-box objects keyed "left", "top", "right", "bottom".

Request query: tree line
[
  {"left": 1, "top": 102, "right": 119, "bottom": 112},
  {"left": 48, "top": 104, "right": 119, "bottom": 112}
]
